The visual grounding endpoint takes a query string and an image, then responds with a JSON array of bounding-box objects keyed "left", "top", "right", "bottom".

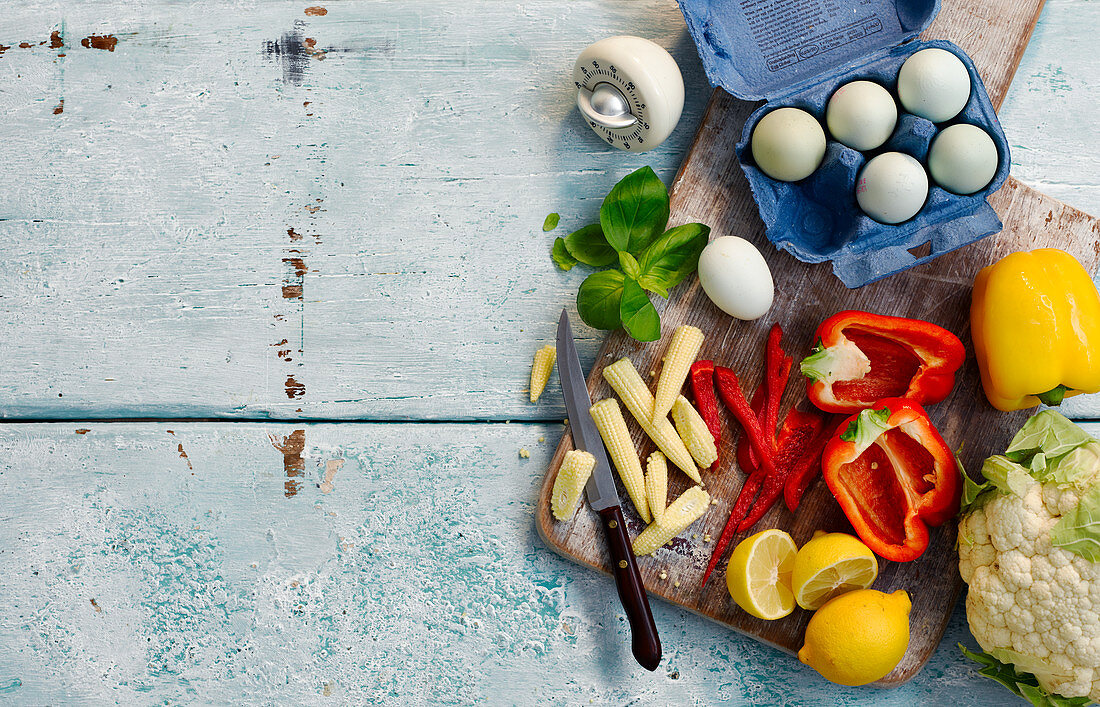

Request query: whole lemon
[{"left": 798, "top": 589, "right": 911, "bottom": 686}]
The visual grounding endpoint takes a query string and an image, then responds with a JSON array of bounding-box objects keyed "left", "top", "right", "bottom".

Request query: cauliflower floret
[{"left": 962, "top": 476, "right": 1100, "bottom": 703}]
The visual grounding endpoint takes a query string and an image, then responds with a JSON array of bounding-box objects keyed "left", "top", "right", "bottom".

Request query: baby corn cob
[
  {"left": 529, "top": 345, "right": 557, "bottom": 402},
  {"left": 589, "top": 398, "right": 650, "bottom": 523},
  {"left": 551, "top": 449, "right": 595, "bottom": 520},
  {"left": 653, "top": 325, "right": 705, "bottom": 423},
  {"left": 645, "top": 451, "right": 668, "bottom": 523},
  {"left": 671, "top": 395, "right": 719, "bottom": 469},
  {"left": 603, "top": 357, "right": 701, "bottom": 482},
  {"left": 632, "top": 486, "right": 711, "bottom": 556}
]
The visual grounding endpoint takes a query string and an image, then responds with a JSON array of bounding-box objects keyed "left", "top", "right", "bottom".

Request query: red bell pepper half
[
  {"left": 689, "top": 360, "right": 721, "bottom": 472},
  {"left": 821, "top": 397, "right": 960, "bottom": 562},
  {"left": 800, "top": 310, "right": 965, "bottom": 413}
]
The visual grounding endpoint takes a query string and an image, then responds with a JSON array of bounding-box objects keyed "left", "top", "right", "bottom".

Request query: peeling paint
[
  {"left": 89, "top": 598, "right": 102, "bottom": 613},
  {"left": 52, "top": 99, "right": 63, "bottom": 115},
  {"left": 285, "top": 375, "right": 305, "bottom": 399},
  {"left": 319, "top": 459, "right": 343, "bottom": 494},
  {"left": 304, "top": 6, "right": 328, "bottom": 16},
  {"left": 177, "top": 443, "right": 192, "bottom": 470},
  {"left": 287, "top": 227, "right": 302, "bottom": 241},
  {"left": 74, "top": 429, "right": 89, "bottom": 435},
  {"left": 80, "top": 34, "right": 118, "bottom": 51},
  {"left": 283, "top": 257, "right": 308, "bottom": 278},
  {"left": 269, "top": 429, "right": 306, "bottom": 497},
  {"left": 49, "top": 30, "right": 62, "bottom": 49}
]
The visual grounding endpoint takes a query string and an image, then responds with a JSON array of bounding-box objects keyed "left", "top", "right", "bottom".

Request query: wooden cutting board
[{"left": 536, "top": 0, "right": 1100, "bottom": 686}]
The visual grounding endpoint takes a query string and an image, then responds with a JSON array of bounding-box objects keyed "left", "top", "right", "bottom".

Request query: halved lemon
[
  {"left": 726, "top": 529, "right": 797, "bottom": 620},
  {"left": 792, "top": 531, "right": 878, "bottom": 610}
]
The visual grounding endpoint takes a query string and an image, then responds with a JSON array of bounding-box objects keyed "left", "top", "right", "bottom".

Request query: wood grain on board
[{"left": 537, "top": 0, "right": 1100, "bottom": 685}]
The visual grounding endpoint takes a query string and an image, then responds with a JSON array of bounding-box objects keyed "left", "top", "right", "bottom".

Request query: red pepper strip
[
  {"left": 689, "top": 360, "right": 721, "bottom": 471},
  {"left": 701, "top": 368, "right": 778, "bottom": 588},
  {"left": 737, "top": 409, "right": 824, "bottom": 532},
  {"left": 800, "top": 310, "right": 965, "bottom": 413},
  {"left": 783, "top": 414, "right": 841, "bottom": 512},
  {"left": 701, "top": 468, "right": 762, "bottom": 587},
  {"left": 764, "top": 323, "right": 793, "bottom": 444},
  {"left": 735, "top": 384, "right": 766, "bottom": 474},
  {"left": 705, "top": 409, "right": 818, "bottom": 584},
  {"left": 821, "top": 397, "right": 960, "bottom": 562},
  {"left": 714, "top": 366, "right": 775, "bottom": 475}
]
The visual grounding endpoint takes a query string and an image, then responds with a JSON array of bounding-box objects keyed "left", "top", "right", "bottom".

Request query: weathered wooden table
[{"left": 0, "top": 1, "right": 1097, "bottom": 703}]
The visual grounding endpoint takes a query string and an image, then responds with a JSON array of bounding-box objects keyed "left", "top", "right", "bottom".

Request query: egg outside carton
[{"left": 734, "top": 39, "right": 1011, "bottom": 288}]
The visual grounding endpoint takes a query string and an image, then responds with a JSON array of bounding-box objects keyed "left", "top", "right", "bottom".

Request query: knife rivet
[
  {"left": 618, "top": 560, "right": 628, "bottom": 569},
  {"left": 608, "top": 520, "right": 617, "bottom": 529}
]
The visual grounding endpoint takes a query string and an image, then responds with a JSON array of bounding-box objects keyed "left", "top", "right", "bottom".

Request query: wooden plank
[
  {"left": 0, "top": 1, "right": 708, "bottom": 421},
  {"left": 1, "top": 420, "right": 1084, "bottom": 703},
  {"left": 538, "top": 0, "right": 1100, "bottom": 686},
  {"left": 0, "top": 1, "right": 1097, "bottom": 421}
]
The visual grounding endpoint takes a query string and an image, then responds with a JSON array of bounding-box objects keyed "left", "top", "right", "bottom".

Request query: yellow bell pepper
[{"left": 971, "top": 248, "right": 1100, "bottom": 411}]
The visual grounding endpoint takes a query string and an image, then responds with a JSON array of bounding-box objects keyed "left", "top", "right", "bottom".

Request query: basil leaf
[
  {"left": 619, "top": 276, "right": 660, "bottom": 342},
  {"left": 576, "top": 269, "right": 624, "bottom": 330},
  {"left": 619, "top": 252, "right": 642, "bottom": 280},
  {"left": 563, "top": 224, "right": 617, "bottom": 267},
  {"left": 600, "top": 166, "right": 669, "bottom": 254},
  {"left": 552, "top": 237, "right": 578, "bottom": 271},
  {"left": 542, "top": 212, "right": 560, "bottom": 231},
  {"left": 636, "top": 223, "right": 710, "bottom": 296},
  {"left": 1051, "top": 485, "right": 1100, "bottom": 562}
]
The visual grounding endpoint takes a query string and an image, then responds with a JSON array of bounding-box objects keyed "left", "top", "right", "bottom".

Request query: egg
[
  {"left": 697, "top": 236, "right": 774, "bottom": 321},
  {"left": 856, "top": 152, "right": 928, "bottom": 224},
  {"left": 897, "top": 48, "right": 971, "bottom": 123},
  {"left": 750, "top": 107, "right": 826, "bottom": 182},
  {"left": 927, "top": 123, "right": 999, "bottom": 195},
  {"left": 826, "top": 80, "right": 898, "bottom": 151}
]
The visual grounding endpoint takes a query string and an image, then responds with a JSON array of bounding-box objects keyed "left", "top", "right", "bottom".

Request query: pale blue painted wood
[
  {"left": 0, "top": 0, "right": 1095, "bottom": 420},
  {"left": 5, "top": 421, "right": 1089, "bottom": 705}
]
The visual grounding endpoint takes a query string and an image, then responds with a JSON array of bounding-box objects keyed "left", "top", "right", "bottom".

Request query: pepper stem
[{"left": 1036, "top": 385, "right": 1071, "bottom": 406}]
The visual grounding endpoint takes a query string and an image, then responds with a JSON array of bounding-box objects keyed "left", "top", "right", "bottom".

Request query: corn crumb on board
[{"left": 537, "top": 0, "right": 1100, "bottom": 686}]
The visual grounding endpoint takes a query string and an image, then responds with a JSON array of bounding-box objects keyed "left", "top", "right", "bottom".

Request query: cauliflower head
[{"left": 959, "top": 411, "right": 1100, "bottom": 704}]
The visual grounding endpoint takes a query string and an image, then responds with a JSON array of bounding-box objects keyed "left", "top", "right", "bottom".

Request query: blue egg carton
[{"left": 676, "top": 0, "right": 1010, "bottom": 287}]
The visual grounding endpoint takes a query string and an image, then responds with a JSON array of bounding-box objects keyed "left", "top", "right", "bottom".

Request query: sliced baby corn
[
  {"left": 632, "top": 486, "right": 711, "bottom": 556},
  {"left": 529, "top": 345, "right": 557, "bottom": 403},
  {"left": 551, "top": 449, "right": 595, "bottom": 520},
  {"left": 653, "top": 325, "right": 705, "bottom": 423},
  {"left": 603, "top": 357, "right": 701, "bottom": 482},
  {"left": 645, "top": 451, "right": 668, "bottom": 523},
  {"left": 589, "top": 398, "right": 651, "bottom": 523},
  {"left": 671, "top": 395, "right": 719, "bottom": 469}
]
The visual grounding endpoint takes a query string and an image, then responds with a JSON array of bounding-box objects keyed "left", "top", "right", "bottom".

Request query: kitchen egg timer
[{"left": 676, "top": 0, "right": 1010, "bottom": 287}]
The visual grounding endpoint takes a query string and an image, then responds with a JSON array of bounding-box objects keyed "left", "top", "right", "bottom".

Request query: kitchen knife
[{"left": 556, "top": 309, "right": 661, "bottom": 671}]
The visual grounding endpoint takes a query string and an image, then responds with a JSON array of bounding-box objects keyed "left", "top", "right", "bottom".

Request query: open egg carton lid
[{"left": 676, "top": 0, "right": 1010, "bottom": 287}]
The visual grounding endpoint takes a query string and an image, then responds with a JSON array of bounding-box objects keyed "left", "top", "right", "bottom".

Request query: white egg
[
  {"left": 750, "top": 107, "right": 826, "bottom": 182},
  {"left": 697, "top": 236, "right": 774, "bottom": 321},
  {"left": 856, "top": 152, "right": 928, "bottom": 224},
  {"left": 826, "top": 80, "right": 898, "bottom": 151},
  {"left": 927, "top": 123, "right": 999, "bottom": 195},
  {"left": 897, "top": 48, "right": 971, "bottom": 123}
]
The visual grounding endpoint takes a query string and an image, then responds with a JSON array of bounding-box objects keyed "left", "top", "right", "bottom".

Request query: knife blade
[
  {"left": 555, "top": 310, "right": 620, "bottom": 512},
  {"left": 556, "top": 309, "right": 661, "bottom": 671}
]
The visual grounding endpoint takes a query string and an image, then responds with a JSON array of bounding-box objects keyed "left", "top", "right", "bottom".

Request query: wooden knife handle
[{"left": 598, "top": 506, "right": 661, "bottom": 671}]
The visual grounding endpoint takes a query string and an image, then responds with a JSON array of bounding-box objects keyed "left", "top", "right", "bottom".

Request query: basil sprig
[{"left": 550, "top": 166, "right": 710, "bottom": 342}]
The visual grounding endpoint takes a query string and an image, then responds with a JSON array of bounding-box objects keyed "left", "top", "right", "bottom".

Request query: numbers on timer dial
[{"left": 572, "top": 36, "right": 684, "bottom": 153}]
